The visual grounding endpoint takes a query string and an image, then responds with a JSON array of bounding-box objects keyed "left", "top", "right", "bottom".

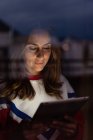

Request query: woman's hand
[
  {"left": 21, "top": 121, "right": 49, "bottom": 140},
  {"left": 17, "top": 116, "right": 79, "bottom": 140},
  {"left": 51, "top": 115, "right": 78, "bottom": 138}
]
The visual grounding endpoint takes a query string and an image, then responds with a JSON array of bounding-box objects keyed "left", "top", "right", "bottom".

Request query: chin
[{"left": 35, "top": 67, "right": 44, "bottom": 73}]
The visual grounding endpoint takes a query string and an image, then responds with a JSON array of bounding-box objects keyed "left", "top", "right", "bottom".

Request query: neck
[{"left": 28, "top": 74, "right": 42, "bottom": 80}]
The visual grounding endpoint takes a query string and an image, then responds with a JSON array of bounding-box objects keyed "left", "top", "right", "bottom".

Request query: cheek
[
  {"left": 24, "top": 53, "right": 32, "bottom": 61},
  {"left": 45, "top": 53, "right": 51, "bottom": 62},
  {"left": 24, "top": 53, "right": 35, "bottom": 65}
]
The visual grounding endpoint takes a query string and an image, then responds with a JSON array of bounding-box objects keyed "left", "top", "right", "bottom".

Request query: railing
[
  {"left": 62, "top": 58, "right": 93, "bottom": 76},
  {"left": 0, "top": 58, "right": 93, "bottom": 78}
]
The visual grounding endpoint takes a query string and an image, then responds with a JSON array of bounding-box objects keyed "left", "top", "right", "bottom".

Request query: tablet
[{"left": 32, "top": 96, "right": 89, "bottom": 122}]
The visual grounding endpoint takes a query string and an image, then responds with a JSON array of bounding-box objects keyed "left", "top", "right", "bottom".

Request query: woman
[{"left": 0, "top": 29, "right": 84, "bottom": 140}]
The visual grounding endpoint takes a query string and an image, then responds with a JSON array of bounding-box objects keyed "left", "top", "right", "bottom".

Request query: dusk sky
[{"left": 0, "top": 0, "right": 93, "bottom": 39}]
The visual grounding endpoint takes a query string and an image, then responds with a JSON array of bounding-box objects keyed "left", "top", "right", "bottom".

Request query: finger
[
  {"left": 31, "top": 123, "right": 46, "bottom": 129},
  {"left": 31, "top": 125, "right": 48, "bottom": 133},
  {"left": 52, "top": 120, "right": 64, "bottom": 125},
  {"left": 50, "top": 120, "right": 64, "bottom": 128},
  {"left": 50, "top": 119, "right": 77, "bottom": 129},
  {"left": 62, "top": 122, "right": 78, "bottom": 130},
  {"left": 62, "top": 127, "right": 77, "bottom": 137},
  {"left": 61, "top": 124, "right": 78, "bottom": 137},
  {"left": 64, "top": 115, "right": 77, "bottom": 123},
  {"left": 62, "top": 127, "right": 75, "bottom": 133}
]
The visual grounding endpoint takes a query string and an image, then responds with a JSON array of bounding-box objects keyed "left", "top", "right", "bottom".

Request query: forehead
[{"left": 27, "top": 32, "right": 51, "bottom": 46}]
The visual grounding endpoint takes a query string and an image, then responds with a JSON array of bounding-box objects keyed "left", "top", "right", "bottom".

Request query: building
[{"left": 0, "top": 19, "right": 24, "bottom": 79}]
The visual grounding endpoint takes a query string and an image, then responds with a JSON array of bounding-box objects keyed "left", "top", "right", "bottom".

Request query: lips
[{"left": 35, "top": 62, "right": 44, "bottom": 65}]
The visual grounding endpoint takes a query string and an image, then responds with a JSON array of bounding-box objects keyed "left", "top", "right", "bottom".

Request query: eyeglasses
[{"left": 24, "top": 43, "right": 51, "bottom": 55}]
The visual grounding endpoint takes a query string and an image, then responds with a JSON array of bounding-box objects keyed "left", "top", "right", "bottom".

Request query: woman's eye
[
  {"left": 29, "top": 47, "right": 37, "bottom": 51},
  {"left": 43, "top": 47, "right": 50, "bottom": 50},
  {"left": 26, "top": 45, "right": 37, "bottom": 52},
  {"left": 43, "top": 46, "right": 51, "bottom": 52},
  {"left": 43, "top": 44, "right": 51, "bottom": 51}
]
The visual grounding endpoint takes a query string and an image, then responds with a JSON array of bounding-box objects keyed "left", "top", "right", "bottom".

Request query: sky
[{"left": 0, "top": 0, "right": 93, "bottom": 39}]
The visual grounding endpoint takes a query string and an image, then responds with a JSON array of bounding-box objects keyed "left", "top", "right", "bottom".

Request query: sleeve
[
  {"left": 74, "top": 111, "right": 85, "bottom": 140},
  {"left": 0, "top": 99, "right": 10, "bottom": 128},
  {"left": 0, "top": 98, "right": 18, "bottom": 140}
]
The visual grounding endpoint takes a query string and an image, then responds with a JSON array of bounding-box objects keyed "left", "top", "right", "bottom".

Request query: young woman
[{"left": 0, "top": 29, "right": 84, "bottom": 140}]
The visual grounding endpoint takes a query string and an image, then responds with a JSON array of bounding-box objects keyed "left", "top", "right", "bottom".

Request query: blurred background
[{"left": 0, "top": 0, "right": 93, "bottom": 139}]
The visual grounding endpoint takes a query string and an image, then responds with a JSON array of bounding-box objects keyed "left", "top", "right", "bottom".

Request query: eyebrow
[{"left": 27, "top": 42, "right": 51, "bottom": 46}]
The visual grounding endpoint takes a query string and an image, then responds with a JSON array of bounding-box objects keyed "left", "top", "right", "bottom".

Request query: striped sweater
[{"left": 0, "top": 75, "right": 84, "bottom": 140}]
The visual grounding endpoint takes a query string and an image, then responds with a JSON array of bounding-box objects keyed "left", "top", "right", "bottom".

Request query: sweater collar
[{"left": 28, "top": 75, "right": 42, "bottom": 80}]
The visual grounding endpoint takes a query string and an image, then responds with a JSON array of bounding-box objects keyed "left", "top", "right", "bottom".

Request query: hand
[
  {"left": 51, "top": 115, "right": 78, "bottom": 138},
  {"left": 21, "top": 121, "right": 49, "bottom": 140}
]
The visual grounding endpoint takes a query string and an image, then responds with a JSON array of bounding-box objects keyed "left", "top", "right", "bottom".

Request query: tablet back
[{"left": 32, "top": 96, "right": 89, "bottom": 122}]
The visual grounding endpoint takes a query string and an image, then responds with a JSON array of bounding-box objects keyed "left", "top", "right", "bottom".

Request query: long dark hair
[{"left": 0, "top": 31, "right": 62, "bottom": 100}]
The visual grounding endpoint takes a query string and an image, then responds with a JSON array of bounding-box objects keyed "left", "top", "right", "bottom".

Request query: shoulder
[
  {"left": 60, "top": 74, "right": 73, "bottom": 90},
  {"left": 60, "top": 74, "right": 69, "bottom": 82},
  {"left": 60, "top": 74, "right": 76, "bottom": 98}
]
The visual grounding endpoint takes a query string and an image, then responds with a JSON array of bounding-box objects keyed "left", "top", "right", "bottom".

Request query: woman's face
[{"left": 24, "top": 32, "right": 51, "bottom": 75}]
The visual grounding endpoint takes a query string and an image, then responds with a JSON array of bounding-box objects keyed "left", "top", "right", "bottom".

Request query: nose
[{"left": 36, "top": 50, "right": 44, "bottom": 58}]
